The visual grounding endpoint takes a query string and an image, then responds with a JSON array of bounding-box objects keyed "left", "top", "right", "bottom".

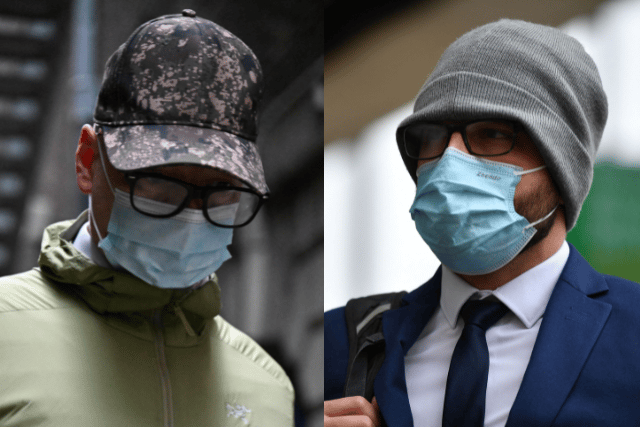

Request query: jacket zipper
[{"left": 153, "top": 310, "right": 174, "bottom": 427}]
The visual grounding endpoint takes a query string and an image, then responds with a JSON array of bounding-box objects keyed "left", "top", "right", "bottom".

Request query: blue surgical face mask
[
  {"left": 90, "top": 142, "right": 234, "bottom": 289},
  {"left": 409, "top": 148, "right": 557, "bottom": 275}
]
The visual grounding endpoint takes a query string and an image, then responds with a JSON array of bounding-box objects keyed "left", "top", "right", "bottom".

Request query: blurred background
[
  {"left": 0, "top": 0, "right": 322, "bottom": 426},
  {"left": 325, "top": 0, "right": 640, "bottom": 311}
]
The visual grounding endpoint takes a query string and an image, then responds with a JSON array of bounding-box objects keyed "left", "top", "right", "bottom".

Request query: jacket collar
[
  {"left": 505, "top": 243, "right": 611, "bottom": 427},
  {"left": 373, "top": 244, "right": 611, "bottom": 427},
  {"left": 38, "top": 211, "right": 223, "bottom": 344}
]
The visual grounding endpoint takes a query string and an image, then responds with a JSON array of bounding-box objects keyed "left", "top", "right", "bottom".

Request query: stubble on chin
[{"left": 514, "top": 178, "right": 561, "bottom": 254}]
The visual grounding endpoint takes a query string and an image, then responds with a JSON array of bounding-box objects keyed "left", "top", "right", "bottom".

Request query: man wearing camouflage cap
[
  {"left": 0, "top": 10, "right": 293, "bottom": 426},
  {"left": 325, "top": 19, "right": 640, "bottom": 427}
]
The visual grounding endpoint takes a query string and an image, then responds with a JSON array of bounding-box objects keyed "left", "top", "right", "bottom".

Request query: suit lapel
[
  {"left": 375, "top": 268, "right": 442, "bottom": 427},
  {"left": 506, "top": 245, "right": 611, "bottom": 427}
]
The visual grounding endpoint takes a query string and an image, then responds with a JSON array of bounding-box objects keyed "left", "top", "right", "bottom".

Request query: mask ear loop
[
  {"left": 88, "top": 196, "right": 104, "bottom": 241},
  {"left": 89, "top": 125, "right": 117, "bottom": 242},
  {"left": 88, "top": 193, "right": 122, "bottom": 270},
  {"left": 93, "top": 125, "right": 117, "bottom": 195},
  {"left": 511, "top": 163, "right": 559, "bottom": 231},
  {"left": 513, "top": 164, "right": 546, "bottom": 176},
  {"left": 524, "top": 204, "right": 559, "bottom": 231}
]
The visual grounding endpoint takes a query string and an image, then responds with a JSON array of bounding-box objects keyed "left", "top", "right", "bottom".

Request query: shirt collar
[{"left": 441, "top": 241, "right": 570, "bottom": 329}]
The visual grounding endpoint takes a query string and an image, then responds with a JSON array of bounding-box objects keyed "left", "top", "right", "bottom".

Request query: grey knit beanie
[{"left": 396, "top": 19, "right": 608, "bottom": 231}]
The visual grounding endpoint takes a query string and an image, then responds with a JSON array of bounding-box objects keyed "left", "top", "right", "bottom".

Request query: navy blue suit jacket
[{"left": 325, "top": 244, "right": 640, "bottom": 426}]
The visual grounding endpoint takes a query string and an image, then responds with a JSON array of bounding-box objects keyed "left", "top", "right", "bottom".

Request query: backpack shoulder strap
[{"left": 343, "top": 291, "right": 407, "bottom": 401}]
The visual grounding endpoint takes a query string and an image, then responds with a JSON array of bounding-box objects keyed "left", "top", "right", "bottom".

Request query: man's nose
[
  {"left": 417, "top": 130, "right": 469, "bottom": 170},
  {"left": 187, "top": 198, "right": 204, "bottom": 209},
  {"left": 447, "top": 131, "right": 468, "bottom": 154}
]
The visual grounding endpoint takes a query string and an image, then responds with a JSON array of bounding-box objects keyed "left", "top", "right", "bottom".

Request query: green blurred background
[{"left": 568, "top": 164, "right": 640, "bottom": 283}]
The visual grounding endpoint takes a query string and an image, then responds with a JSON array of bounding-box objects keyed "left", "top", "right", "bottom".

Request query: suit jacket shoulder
[{"left": 507, "top": 244, "right": 640, "bottom": 427}]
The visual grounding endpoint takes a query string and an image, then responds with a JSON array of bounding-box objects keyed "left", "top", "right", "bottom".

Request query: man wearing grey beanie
[{"left": 325, "top": 19, "right": 640, "bottom": 427}]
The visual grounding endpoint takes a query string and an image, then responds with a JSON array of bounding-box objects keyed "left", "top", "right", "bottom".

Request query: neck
[{"left": 458, "top": 212, "right": 567, "bottom": 290}]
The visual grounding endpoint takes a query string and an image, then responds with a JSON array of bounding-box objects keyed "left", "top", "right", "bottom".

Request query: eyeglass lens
[
  {"left": 404, "top": 120, "right": 517, "bottom": 159},
  {"left": 130, "top": 176, "right": 261, "bottom": 226}
]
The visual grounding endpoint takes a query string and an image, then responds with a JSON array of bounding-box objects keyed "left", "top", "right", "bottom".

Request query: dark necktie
[{"left": 442, "top": 298, "right": 509, "bottom": 427}]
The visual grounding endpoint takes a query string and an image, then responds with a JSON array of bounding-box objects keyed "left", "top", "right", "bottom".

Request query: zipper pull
[{"left": 173, "top": 304, "right": 197, "bottom": 337}]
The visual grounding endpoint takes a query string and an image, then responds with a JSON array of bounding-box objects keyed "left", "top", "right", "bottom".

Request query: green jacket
[{"left": 0, "top": 212, "right": 294, "bottom": 426}]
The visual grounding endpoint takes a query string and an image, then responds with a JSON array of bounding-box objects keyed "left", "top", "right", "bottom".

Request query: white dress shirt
[{"left": 404, "top": 241, "right": 570, "bottom": 427}]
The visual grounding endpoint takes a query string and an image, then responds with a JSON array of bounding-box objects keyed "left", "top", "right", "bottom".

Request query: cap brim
[{"left": 101, "top": 124, "right": 268, "bottom": 194}]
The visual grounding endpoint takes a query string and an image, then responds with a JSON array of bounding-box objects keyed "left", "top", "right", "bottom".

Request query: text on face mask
[{"left": 477, "top": 172, "right": 501, "bottom": 181}]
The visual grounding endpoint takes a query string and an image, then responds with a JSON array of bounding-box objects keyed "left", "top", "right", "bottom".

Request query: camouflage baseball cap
[{"left": 93, "top": 9, "right": 268, "bottom": 194}]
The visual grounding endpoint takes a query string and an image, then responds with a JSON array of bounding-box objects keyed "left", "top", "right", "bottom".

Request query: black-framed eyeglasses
[
  {"left": 123, "top": 172, "right": 268, "bottom": 228},
  {"left": 403, "top": 120, "right": 522, "bottom": 160}
]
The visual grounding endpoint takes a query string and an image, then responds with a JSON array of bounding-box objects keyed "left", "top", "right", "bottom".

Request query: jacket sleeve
[{"left": 324, "top": 306, "right": 350, "bottom": 401}]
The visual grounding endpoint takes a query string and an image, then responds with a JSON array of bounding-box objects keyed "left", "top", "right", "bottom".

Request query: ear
[{"left": 75, "top": 124, "right": 97, "bottom": 195}]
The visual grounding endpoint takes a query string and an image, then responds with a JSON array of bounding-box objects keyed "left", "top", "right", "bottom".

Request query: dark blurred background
[{"left": 0, "top": 0, "right": 322, "bottom": 426}]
